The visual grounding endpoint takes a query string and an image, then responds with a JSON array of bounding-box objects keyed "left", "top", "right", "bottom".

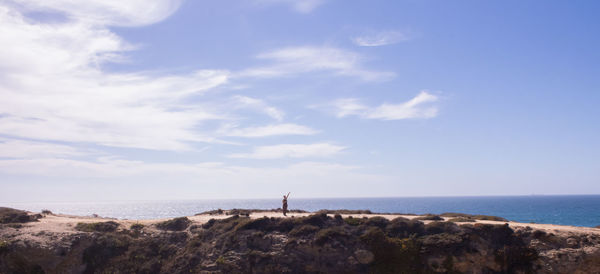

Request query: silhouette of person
[{"left": 282, "top": 192, "right": 290, "bottom": 216}]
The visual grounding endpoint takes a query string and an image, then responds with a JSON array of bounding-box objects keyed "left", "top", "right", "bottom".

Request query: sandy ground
[{"left": 3, "top": 211, "right": 598, "bottom": 242}]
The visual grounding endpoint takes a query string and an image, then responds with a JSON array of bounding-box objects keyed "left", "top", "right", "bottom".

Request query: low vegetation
[
  {"left": 130, "top": 223, "right": 144, "bottom": 231},
  {"left": 343, "top": 216, "right": 366, "bottom": 226},
  {"left": 440, "top": 213, "right": 508, "bottom": 222},
  {"left": 0, "top": 207, "right": 41, "bottom": 224},
  {"left": 198, "top": 208, "right": 308, "bottom": 216},
  {"left": 0, "top": 241, "right": 8, "bottom": 253},
  {"left": 414, "top": 215, "right": 444, "bottom": 221},
  {"left": 0, "top": 208, "right": 565, "bottom": 273},
  {"left": 156, "top": 217, "right": 190, "bottom": 231},
  {"left": 75, "top": 221, "right": 119, "bottom": 232},
  {"left": 447, "top": 217, "right": 475, "bottom": 222},
  {"left": 315, "top": 209, "right": 373, "bottom": 214}
]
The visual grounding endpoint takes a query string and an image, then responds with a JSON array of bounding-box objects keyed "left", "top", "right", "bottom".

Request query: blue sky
[{"left": 0, "top": 0, "right": 599, "bottom": 202}]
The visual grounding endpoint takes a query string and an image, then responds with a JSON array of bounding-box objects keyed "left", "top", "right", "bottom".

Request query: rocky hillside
[{"left": 1, "top": 208, "right": 599, "bottom": 273}]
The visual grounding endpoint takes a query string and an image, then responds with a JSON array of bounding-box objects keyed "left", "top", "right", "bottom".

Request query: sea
[{"left": 3, "top": 195, "right": 600, "bottom": 227}]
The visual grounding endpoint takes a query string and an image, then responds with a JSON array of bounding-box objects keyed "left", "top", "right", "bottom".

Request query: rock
[
  {"left": 354, "top": 249, "right": 374, "bottom": 264},
  {"left": 566, "top": 237, "right": 579, "bottom": 248}
]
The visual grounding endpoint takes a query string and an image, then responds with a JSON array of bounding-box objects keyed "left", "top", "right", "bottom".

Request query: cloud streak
[
  {"left": 257, "top": 0, "right": 327, "bottom": 14},
  {"left": 240, "top": 46, "right": 394, "bottom": 81},
  {"left": 220, "top": 123, "right": 318, "bottom": 138},
  {"left": 352, "top": 30, "right": 411, "bottom": 47},
  {"left": 0, "top": 139, "right": 86, "bottom": 159},
  {"left": 231, "top": 95, "right": 285, "bottom": 121},
  {"left": 228, "top": 143, "right": 345, "bottom": 159},
  {"left": 333, "top": 91, "right": 439, "bottom": 120},
  {"left": 9, "top": 0, "right": 183, "bottom": 26}
]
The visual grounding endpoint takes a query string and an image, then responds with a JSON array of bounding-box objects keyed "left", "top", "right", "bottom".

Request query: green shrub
[
  {"left": 386, "top": 218, "right": 424, "bottom": 238},
  {"left": 414, "top": 215, "right": 443, "bottom": 221},
  {"left": 75, "top": 221, "right": 119, "bottom": 232},
  {"left": 130, "top": 223, "right": 144, "bottom": 231},
  {"left": 82, "top": 234, "right": 130, "bottom": 272},
  {"left": 344, "top": 216, "right": 365, "bottom": 226},
  {"left": 440, "top": 213, "right": 470, "bottom": 217},
  {"left": 302, "top": 213, "right": 329, "bottom": 227},
  {"left": 289, "top": 224, "right": 319, "bottom": 237},
  {"left": 156, "top": 217, "right": 191, "bottom": 231},
  {"left": 0, "top": 240, "right": 8, "bottom": 253},
  {"left": 274, "top": 217, "right": 298, "bottom": 231},
  {"left": 197, "top": 209, "right": 224, "bottom": 215},
  {"left": 420, "top": 232, "right": 465, "bottom": 248},
  {"left": 424, "top": 221, "right": 459, "bottom": 235},
  {"left": 472, "top": 215, "right": 508, "bottom": 222},
  {"left": 315, "top": 209, "right": 372, "bottom": 214},
  {"left": 440, "top": 212, "right": 507, "bottom": 222},
  {"left": 494, "top": 245, "right": 538, "bottom": 272},
  {"left": 360, "top": 227, "right": 422, "bottom": 273},
  {"left": 315, "top": 227, "right": 347, "bottom": 245},
  {"left": 334, "top": 214, "right": 342, "bottom": 221},
  {"left": 0, "top": 207, "right": 40, "bottom": 223},
  {"left": 447, "top": 217, "right": 474, "bottom": 222},
  {"left": 202, "top": 218, "right": 216, "bottom": 229},
  {"left": 364, "top": 216, "right": 390, "bottom": 228},
  {"left": 228, "top": 209, "right": 251, "bottom": 216},
  {"left": 235, "top": 217, "right": 269, "bottom": 231}
]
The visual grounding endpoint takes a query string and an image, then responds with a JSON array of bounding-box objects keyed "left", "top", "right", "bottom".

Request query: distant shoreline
[
  {"left": 3, "top": 195, "right": 599, "bottom": 227},
  {"left": 4, "top": 193, "right": 600, "bottom": 204}
]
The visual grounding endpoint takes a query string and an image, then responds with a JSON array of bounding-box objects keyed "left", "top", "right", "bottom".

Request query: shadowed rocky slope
[{"left": 1, "top": 209, "right": 599, "bottom": 273}]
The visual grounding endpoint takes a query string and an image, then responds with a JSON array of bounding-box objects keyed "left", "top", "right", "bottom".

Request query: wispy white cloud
[
  {"left": 256, "top": 0, "right": 327, "bottom": 14},
  {"left": 367, "top": 91, "right": 439, "bottom": 120},
  {"left": 9, "top": 0, "right": 183, "bottom": 26},
  {"left": 220, "top": 123, "right": 318, "bottom": 138},
  {"left": 231, "top": 95, "right": 285, "bottom": 121},
  {"left": 331, "top": 98, "right": 369, "bottom": 118},
  {"left": 333, "top": 91, "right": 439, "bottom": 120},
  {"left": 0, "top": 2, "right": 232, "bottom": 151},
  {"left": 352, "top": 30, "right": 411, "bottom": 47},
  {"left": 240, "top": 46, "right": 394, "bottom": 81},
  {"left": 0, "top": 139, "right": 86, "bottom": 158},
  {"left": 228, "top": 143, "right": 345, "bottom": 159}
]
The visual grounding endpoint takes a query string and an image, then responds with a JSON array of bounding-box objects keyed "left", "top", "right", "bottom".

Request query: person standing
[{"left": 282, "top": 192, "right": 290, "bottom": 216}]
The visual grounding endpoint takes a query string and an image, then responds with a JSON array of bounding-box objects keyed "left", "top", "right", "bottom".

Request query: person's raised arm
[{"left": 287, "top": 192, "right": 291, "bottom": 198}]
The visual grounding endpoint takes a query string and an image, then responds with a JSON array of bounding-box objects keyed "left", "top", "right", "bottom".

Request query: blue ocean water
[{"left": 3, "top": 195, "right": 600, "bottom": 227}]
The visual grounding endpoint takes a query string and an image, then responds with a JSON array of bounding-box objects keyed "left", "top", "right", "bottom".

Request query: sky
[{"left": 0, "top": 0, "right": 599, "bottom": 202}]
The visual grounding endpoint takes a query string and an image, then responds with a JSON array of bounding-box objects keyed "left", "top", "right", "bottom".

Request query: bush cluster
[
  {"left": 75, "top": 221, "right": 120, "bottom": 232},
  {"left": 440, "top": 212, "right": 507, "bottom": 222},
  {"left": 0, "top": 207, "right": 41, "bottom": 224},
  {"left": 156, "top": 217, "right": 191, "bottom": 231},
  {"left": 414, "top": 215, "right": 444, "bottom": 221}
]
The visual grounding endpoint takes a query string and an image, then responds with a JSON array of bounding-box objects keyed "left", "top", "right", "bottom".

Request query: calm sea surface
[{"left": 3, "top": 195, "right": 600, "bottom": 227}]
